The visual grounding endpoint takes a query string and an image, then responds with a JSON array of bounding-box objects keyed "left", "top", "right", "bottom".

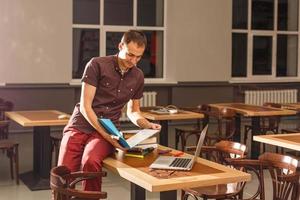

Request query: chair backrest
[
  {"left": 50, "top": 166, "right": 107, "bottom": 200},
  {"left": 203, "top": 106, "right": 237, "bottom": 145},
  {"left": 0, "top": 100, "right": 14, "bottom": 120},
  {"left": 215, "top": 140, "right": 247, "bottom": 163},
  {"left": 0, "top": 100, "right": 13, "bottom": 140},
  {"left": 259, "top": 152, "right": 299, "bottom": 200},
  {"left": 199, "top": 140, "right": 247, "bottom": 165},
  {"left": 261, "top": 103, "right": 281, "bottom": 129},
  {"left": 227, "top": 158, "right": 266, "bottom": 200},
  {"left": 201, "top": 141, "right": 266, "bottom": 199}
]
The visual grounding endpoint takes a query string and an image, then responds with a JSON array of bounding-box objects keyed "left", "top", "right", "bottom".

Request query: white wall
[
  {"left": 0, "top": 0, "right": 72, "bottom": 84},
  {"left": 0, "top": 0, "right": 230, "bottom": 84},
  {"left": 167, "top": 0, "right": 232, "bottom": 82}
]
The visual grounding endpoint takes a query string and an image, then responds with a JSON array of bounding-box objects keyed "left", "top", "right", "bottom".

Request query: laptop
[{"left": 149, "top": 125, "right": 208, "bottom": 171}]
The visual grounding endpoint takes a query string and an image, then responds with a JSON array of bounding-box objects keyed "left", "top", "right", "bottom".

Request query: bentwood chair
[
  {"left": 183, "top": 140, "right": 265, "bottom": 200},
  {"left": 175, "top": 105, "right": 237, "bottom": 151},
  {"left": 0, "top": 99, "right": 19, "bottom": 184},
  {"left": 175, "top": 105, "right": 207, "bottom": 151},
  {"left": 50, "top": 165, "right": 107, "bottom": 200},
  {"left": 259, "top": 152, "right": 299, "bottom": 200}
]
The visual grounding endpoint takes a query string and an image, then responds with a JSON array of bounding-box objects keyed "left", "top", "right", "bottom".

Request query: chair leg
[
  {"left": 8, "top": 149, "right": 14, "bottom": 180},
  {"left": 14, "top": 145, "right": 19, "bottom": 184},
  {"left": 181, "top": 134, "right": 186, "bottom": 151},
  {"left": 175, "top": 129, "right": 180, "bottom": 150},
  {"left": 243, "top": 127, "right": 250, "bottom": 145}
]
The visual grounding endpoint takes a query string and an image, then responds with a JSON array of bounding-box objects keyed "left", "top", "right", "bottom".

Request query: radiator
[
  {"left": 119, "top": 91, "right": 157, "bottom": 122},
  {"left": 244, "top": 89, "right": 298, "bottom": 106}
]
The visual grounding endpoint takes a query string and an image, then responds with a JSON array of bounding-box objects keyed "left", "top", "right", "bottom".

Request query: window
[
  {"left": 231, "top": 0, "right": 299, "bottom": 82},
  {"left": 72, "top": 0, "right": 165, "bottom": 80}
]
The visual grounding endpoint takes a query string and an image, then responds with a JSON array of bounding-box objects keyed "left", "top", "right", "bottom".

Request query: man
[{"left": 58, "top": 30, "right": 161, "bottom": 191}]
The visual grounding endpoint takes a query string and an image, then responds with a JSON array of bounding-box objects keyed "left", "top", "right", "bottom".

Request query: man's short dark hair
[{"left": 121, "top": 30, "right": 147, "bottom": 48}]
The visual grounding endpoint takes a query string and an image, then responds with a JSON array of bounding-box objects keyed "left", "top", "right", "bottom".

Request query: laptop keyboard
[{"left": 169, "top": 158, "right": 191, "bottom": 168}]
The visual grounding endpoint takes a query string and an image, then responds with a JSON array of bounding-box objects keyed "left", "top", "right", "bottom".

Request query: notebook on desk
[{"left": 149, "top": 125, "right": 208, "bottom": 171}]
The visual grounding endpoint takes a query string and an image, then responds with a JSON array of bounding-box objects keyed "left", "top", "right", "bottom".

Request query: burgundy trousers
[{"left": 58, "top": 129, "right": 114, "bottom": 191}]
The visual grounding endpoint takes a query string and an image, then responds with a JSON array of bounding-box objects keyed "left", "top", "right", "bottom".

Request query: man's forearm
[
  {"left": 128, "top": 111, "right": 152, "bottom": 129},
  {"left": 80, "top": 104, "right": 109, "bottom": 138},
  {"left": 136, "top": 118, "right": 152, "bottom": 129}
]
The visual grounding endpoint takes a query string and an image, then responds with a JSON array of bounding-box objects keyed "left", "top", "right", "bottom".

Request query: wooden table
[
  {"left": 254, "top": 133, "right": 300, "bottom": 151},
  {"left": 141, "top": 108, "right": 204, "bottom": 146},
  {"left": 209, "top": 103, "right": 296, "bottom": 158},
  {"left": 103, "top": 146, "right": 250, "bottom": 200},
  {"left": 5, "top": 110, "right": 69, "bottom": 190},
  {"left": 280, "top": 102, "right": 300, "bottom": 112}
]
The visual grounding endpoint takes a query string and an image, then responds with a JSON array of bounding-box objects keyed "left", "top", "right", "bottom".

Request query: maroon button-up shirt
[{"left": 65, "top": 55, "right": 144, "bottom": 134}]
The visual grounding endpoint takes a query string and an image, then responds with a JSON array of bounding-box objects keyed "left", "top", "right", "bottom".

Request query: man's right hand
[{"left": 105, "top": 134, "right": 127, "bottom": 152}]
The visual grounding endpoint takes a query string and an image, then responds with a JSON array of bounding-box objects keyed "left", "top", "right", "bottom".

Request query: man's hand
[
  {"left": 104, "top": 134, "right": 127, "bottom": 152},
  {"left": 149, "top": 122, "right": 161, "bottom": 130}
]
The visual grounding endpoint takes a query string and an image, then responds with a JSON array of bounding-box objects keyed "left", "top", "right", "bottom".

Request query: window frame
[
  {"left": 71, "top": 0, "right": 167, "bottom": 84},
  {"left": 230, "top": 0, "right": 300, "bottom": 83}
]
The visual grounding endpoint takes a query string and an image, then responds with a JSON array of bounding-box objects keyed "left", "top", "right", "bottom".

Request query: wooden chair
[
  {"left": 0, "top": 100, "right": 19, "bottom": 184},
  {"left": 50, "top": 165, "right": 107, "bottom": 200},
  {"left": 175, "top": 105, "right": 237, "bottom": 151},
  {"left": 174, "top": 105, "right": 207, "bottom": 151},
  {"left": 203, "top": 106, "right": 237, "bottom": 146},
  {"left": 50, "top": 131, "right": 63, "bottom": 166},
  {"left": 259, "top": 152, "right": 299, "bottom": 200},
  {"left": 183, "top": 140, "right": 265, "bottom": 200},
  {"left": 244, "top": 102, "right": 281, "bottom": 153}
]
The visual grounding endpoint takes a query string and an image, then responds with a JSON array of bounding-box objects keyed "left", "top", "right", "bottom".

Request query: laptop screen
[{"left": 191, "top": 125, "right": 208, "bottom": 163}]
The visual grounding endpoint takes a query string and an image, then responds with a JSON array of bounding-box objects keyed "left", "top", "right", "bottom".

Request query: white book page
[{"left": 126, "top": 129, "right": 159, "bottom": 148}]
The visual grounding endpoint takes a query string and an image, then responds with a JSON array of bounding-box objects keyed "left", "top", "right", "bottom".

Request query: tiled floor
[{"left": 0, "top": 125, "right": 275, "bottom": 200}]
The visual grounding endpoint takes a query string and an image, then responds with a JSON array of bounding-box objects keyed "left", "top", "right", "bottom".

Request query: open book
[{"left": 98, "top": 118, "right": 159, "bottom": 149}]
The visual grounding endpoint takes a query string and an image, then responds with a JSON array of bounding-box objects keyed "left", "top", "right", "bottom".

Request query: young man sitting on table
[{"left": 58, "top": 30, "right": 161, "bottom": 192}]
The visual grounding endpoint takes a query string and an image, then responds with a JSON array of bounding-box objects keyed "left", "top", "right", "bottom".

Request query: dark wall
[{"left": 1, "top": 82, "right": 300, "bottom": 132}]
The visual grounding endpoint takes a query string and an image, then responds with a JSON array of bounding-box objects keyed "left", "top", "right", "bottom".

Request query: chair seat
[
  {"left": 184, "top": 183, "right": 240, "bottom": 198},
  {"left": 0, "top": 139, "right": 18, "bottom": 149}
]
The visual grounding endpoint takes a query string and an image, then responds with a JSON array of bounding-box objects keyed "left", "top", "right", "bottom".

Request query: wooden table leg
[
  {"left": 131, "top": 182, "right": 177, "bottom": 200},
  {"left": 159, "top": 120, "right": 169, "bottom": 146},
  {"left": 19, "top": 126, "right": 51, "bottom": 190},
  {"left": 251, "top": 117, "right": 261, "bottom": 159},
  {"left": 233, "top": 115, "right": 241, "bottom": 143},
  {"left": 131, "top": 183, "right": 146, "bottom": 200},
  {"left": 160, "top": 190, "right": 177, "bottom": 200}
]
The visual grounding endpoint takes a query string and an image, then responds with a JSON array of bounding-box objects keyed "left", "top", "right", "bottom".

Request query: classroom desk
[
  {"left": 209, "top": 103, "right": 296, "bottom": 158},
  {"left": 5, "top": 110, "right": 69, "bottom": 190},
  {"left": 253, "top": 133, "right": 300, "bottom": 151},
  {"left": 141, "top": 108, "right": 204, "bottom": 146},
  {"left": 103, "top": 146, "right": 250, "bottom": 200}
]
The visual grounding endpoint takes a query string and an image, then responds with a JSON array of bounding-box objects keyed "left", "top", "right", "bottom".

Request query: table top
[
  {"left": 280, "top": 102, "right": 300, "bottom": 111},
  {"left": 103, "top": 147, "right": 250, "bottom": 192},
  {"left": 209, "top": 103, "right": 296, "bottom": 117},
  {"left": 141, "top": 109, "right": 204, "bottom": 121},
  {"left": 253, "top": 133, "right": 300, "bottom": 151},
  {"left": 5, "top": 110, "right": 70, "bottom": 127}
]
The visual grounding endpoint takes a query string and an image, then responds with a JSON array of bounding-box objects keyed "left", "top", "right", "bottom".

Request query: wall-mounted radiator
[
  {"left": 119, "top": 91, "right": 157, "bottom": 122},
  {"left": 244, "top": 89, "right": 298, "bottom": 106}
]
